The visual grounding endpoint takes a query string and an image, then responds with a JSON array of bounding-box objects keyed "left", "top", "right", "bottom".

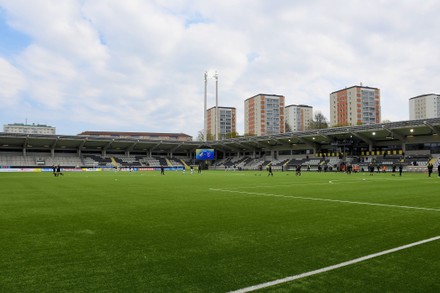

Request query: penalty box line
[
  {"left": 208, "top": 188, "right": 440, "bottom": 213},
  {"left": 228, "top": 235, "right": 440, "bottom": 293}
]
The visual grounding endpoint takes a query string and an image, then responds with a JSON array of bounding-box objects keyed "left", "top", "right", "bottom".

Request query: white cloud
[
  {"left": 0, "top": 0, "right": 439, "bottom": 137},
  {"left": 0, "top": 57, "right": 26, "bottom": 105}
]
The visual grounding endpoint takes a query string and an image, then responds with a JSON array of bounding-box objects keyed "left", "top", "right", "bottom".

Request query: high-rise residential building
[
  {"left": 244, "top": 94, "right": 285, "bottom": 136},
  {"left": 409, "top": 94, "right": 440, "bottom": 120},
  {"left": 330, "top": 85, "right": 381, "bottom": 127},
  {"left": 3, "top": 123, "right": 56, "bottom": 135},
  {"left": 206, "top": 106, "right": 236, "bottom": 139},
  {"left": 285, "top": 104, "right": 313, "bottom": 132}
]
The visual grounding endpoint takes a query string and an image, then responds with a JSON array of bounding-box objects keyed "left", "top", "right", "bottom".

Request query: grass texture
[{"left": 1, "top": 170, "right": 440, "bottom": 292}]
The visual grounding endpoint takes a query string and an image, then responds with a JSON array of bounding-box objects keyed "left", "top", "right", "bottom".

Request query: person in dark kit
[
  {"left": 52, "top": 165, "right": 57, "bottom": 177},
  {"left": 160, "top": 165, "right": 165, "bottom": 175},
  {"left": 399, "top": 163, "right": 403, "bottom": 176},
  {"left": 56, "top": 164, "right": 63, "bottom": 176},
  {"left": 295, "top": 165, "right": 302, "bottom": 176},
  {"left": 438, "top": 164, "right": 440, "bottom": 177},
  {"left": 391, "top": 163, "right": 396, "bottom": 176},
  {"left": 346, "top": 163, "right": 352, "bottom": 175},
  {"left": 369, "top": 163, "right": 374, "bottom": 176},
  {"left": 267, "top": 165, "right": 273, "bottom": 176},
  {"left": 198, "top": 164, "right": 202, "bottom": 174},
  {"left": 427, "top": 162, "right": 433, "bottom": 177}
]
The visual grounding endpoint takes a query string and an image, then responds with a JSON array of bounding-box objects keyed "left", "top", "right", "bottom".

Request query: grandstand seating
[
  {"left": 82, "top": 154, "right": 112, "bottom": 167},
  {"left": 167, "top": 157, "right": 184, "bottom": 167},
  {"left": 112, "top": 154, "right": 141, "bottom": 167},
  {"left": 1, "top": 151, "right": 439, "bottom": 174},
  {"left": 0, "top": 152, "right": 83, "bottom": 167}
]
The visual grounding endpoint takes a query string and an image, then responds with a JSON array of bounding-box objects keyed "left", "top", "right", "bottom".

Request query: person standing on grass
[
  {"left": 369, "top": 163, "right": 374, "bottom": 176},
  {"left": 52, "top": 165, "right": 57, "bottom": 177},
  {"left": 346, "top": 163, "right": 352, "bottom": 175},
  {"left": 295, "top": 164, "right": 301, "bottom": 176},
  {"left": 198, "top": 164, "right": 202, "bottom": 174},
  {"left": 391, "top": 163, "right": 396, "bottom": 176},
  {"left": 160, "top": 165, "right": 165, "bottom": 175},
  {"left": 427, "top": 162, "right": 433, "bottom": 177},
  {"left": 267, "top": 165, "right": 273, "bottom": 176},
  {"left": 399, "top": 163, "right": 403, "bottom": 176},
  {"left": 57, "top": 164, "right": 63, "bottom": 176},
  {"left": 438, "top": 164, "right": 440, "bottom": 177}
]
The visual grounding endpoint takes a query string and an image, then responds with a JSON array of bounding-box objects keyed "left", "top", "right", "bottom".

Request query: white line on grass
[
  {"left": 228, "top": 235, "right": 440, "bottom": 293},
  {"left": 209, "top": 188, "right": 440, "bottom": 213},
  {"left": 219, "top": 176, "right": 423, "bottom": 191}
]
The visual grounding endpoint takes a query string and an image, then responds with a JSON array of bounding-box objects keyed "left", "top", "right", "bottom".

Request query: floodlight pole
[
  {"left": 215, "top": 72, "right": 219, "bottom": 141},
  {"left": 204, "top": 72, "right": 208, "bottom": 142},
  {"left": 204, "top": 70, "right": 219, "bottom": 142}
]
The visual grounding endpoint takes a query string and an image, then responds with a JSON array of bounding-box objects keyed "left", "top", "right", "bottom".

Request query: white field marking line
[
  {"left": 217, "top": 176, "right": 423, "bottom": 191},
  {"left": 216, "top": 179, "right": 371, "bottom": 190},
  {"left": 228, "top": 235, "right": 440, "bottom": 293},
  {"left": 209, "top": 188, "right": 440, "bottom": 213},
  {"left": 222, "top": 180, "right": 365, "bottom": 190}
]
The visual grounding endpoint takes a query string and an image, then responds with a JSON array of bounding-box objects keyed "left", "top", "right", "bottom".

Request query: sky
[{"left": 0, "top": 0, "right": 439, "bottom": 139}]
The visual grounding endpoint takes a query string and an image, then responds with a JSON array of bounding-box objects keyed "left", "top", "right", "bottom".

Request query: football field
[{"left": 1, "top": 170, "right": 440, "bottom": 292}]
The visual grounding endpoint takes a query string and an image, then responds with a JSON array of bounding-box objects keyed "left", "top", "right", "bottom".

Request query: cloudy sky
[{"left": 0, "top": 0, "right": 439, "bottom": 138}]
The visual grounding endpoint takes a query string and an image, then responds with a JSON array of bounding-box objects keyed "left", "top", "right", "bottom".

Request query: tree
[
  {"left": 244, "top": 133, "right": 256, "bottom": 137},
  {"left": 308, "top": 112, "right": 329, "bottom": 130},
  {"left": 224, "top": 132, "right": 239, "bottom": 139},
  {"left": 285, "top": 122, "right": 293, "bottom": 133},
  {"left": 197, "top": 130, "right": 205, "bottom": 142}
]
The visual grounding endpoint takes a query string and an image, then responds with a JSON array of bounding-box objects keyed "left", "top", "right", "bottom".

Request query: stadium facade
[{"left": 1, "top": 118, "right": 440, "bottom": 173}]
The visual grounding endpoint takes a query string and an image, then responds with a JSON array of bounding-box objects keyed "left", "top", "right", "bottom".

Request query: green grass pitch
[{"left": 1, "top": 170, "right": 440, "bottom": 292}]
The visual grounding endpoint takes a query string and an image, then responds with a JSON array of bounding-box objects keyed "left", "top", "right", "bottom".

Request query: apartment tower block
[
  {"left": 409, "top": 94, "right": 440, "bottom": 120},
  {"left": 206, "top": 106, "right": 236, "bottom": 139},
  {"left": 285, "top": 104, "right": 313, "bottom": 132},
  {"left": 244, "top": 94, "right": 285, "bottom": 136},
  {"left": 330, "top": 85, "right": 381, "bottom": 127}
]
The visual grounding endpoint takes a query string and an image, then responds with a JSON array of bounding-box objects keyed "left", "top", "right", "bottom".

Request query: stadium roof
[
  {"left": 78, "top": 131, "right": 192, "bottom": 138},
  {"left": 1, "top": 118, "right": 440, "bottom": 154}
]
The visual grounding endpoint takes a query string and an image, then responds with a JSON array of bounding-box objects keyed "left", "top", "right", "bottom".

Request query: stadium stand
[{"left": 2, "top": 117, "right": 440, "bottom": 172}]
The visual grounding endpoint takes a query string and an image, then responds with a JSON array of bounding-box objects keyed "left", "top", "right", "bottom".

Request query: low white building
[
  {"left": 409, "top": 94, "right": 440, "bottom": 120},
  {"left": 3, "top": 123, "right": 56, "bottom": 135}
]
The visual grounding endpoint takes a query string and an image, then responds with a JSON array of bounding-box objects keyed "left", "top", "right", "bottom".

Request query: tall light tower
[{"left": 204, "top": 70, "right": 219, "bottom": 142}]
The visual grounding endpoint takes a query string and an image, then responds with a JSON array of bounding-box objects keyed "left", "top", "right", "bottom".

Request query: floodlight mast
[
  {"left": 204, "top": 72, "right": 208, "bottom": 142},
  {"left": 203, "top": 70, "right": 219, "bottom": 142},
  {"left": 215, "top": 72, "right": 219, "bottom": 141}
]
